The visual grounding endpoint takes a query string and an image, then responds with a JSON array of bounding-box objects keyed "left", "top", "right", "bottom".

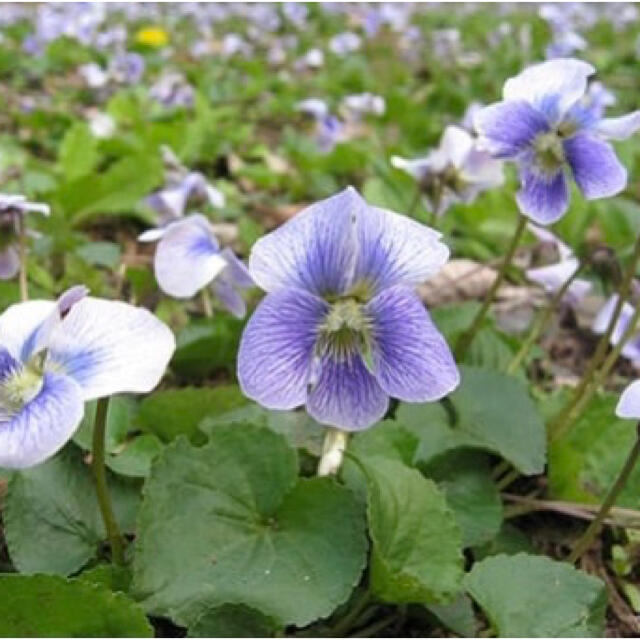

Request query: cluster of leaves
[{"left": 1, "top": 2, "right": 640, "bottom": 638}]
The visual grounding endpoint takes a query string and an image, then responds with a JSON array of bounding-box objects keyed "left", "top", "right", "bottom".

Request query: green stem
[
  {"left": 455, "top": 214, "right": 527, "bottom": 361},
  {"left": 407, "top": 185, "right": 422, "bottom": 217},
  {"left": 568, "top": 422, "right": 640, "bottom": 564},
  {"left": 549, "top": 235, "right": 640, "bottom": 440},
  {"left": 17, "top": 216, "right": 28, "bottom": 302},
  {"left": 551, "top": 303, "right": 640, "bottom": 442},
  {"left": 92, "top": 398, "right": 125, "bottom": 566},
  {"left": 506, "top": 262, "right": 585, "bottom": 375},
  {"left": 495, "top": 468, "right": 519, "bottom": 492},
  {"left": 330, "top": 588, "right": 372, "bottom": 637},
  {"left": 350, "top": 613, "right": 397, "bottom": 638}
]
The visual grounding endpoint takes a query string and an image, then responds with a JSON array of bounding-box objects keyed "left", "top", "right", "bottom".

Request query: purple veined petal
[
  {"left": 526, "top": 258, "right": 591, "bottom": 304},
  {"left": 564, "top": 133, "right": 627, "bottom": 200},
  {"left": 439, "top": 125, "right": 474, "bottom": 169},
  {"left": 615, "top": 380, "right": 640, "bottom": 420},
  {"left": 154, "top": 215, "right": 226, "bottom": 298},
  {"left": 248, "top": 187, "right": 360, "bottom": 296},
  {"left": 138, "top": 227, "right": 167, "bottom": 243},
  {"left": 527, "top": 222, "right": 574, "bottom": 260},
  {"left": 353, "top": 204, "right": 449, "bottom": 293},
  {"left": 474, "top": 100, "right": 550, "bottom": 158},
  {"left": 594, "top": 111, "right": 640, "bottom": 141},
  {"left": 365, "top": 285, "right": 460, "bottom": 402},
  {"left": 516, "top": 165, "right": 569, "bottom": 225},
  {"left": 238, "top": 288, "right": 328, "bottom": 410},
  {"left": 210, "top": 277, "right": 246, "bottom": 319},
  {"left": 0, "top": 372, "right": 84, "bottom": 469},
  {"left": 220, "top": 247, "right": 254, "bottom": 288},
  {"left": 306, "top": 351, "right": 388, "bottom": 431},
  {"left": 0, "top": 347, "right": 20, "bottom": 383},
  {"left": 0, "top": 244, "right": 19, "bottom": 280},
  {"left": 46, "top": 297, "right": 175, "bottom": 401},
  {"left": 502, "top": 58, "right": 595, "bottom": 123},
  {"left": 0, "top": 300, "right": 56, "bottom": 362}
]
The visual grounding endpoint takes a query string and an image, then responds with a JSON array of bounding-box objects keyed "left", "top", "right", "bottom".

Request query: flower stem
[
  {"left": 407, "top": 185, "right": 422, "bottom": 217},
  {"left": 92, "top": 397, "right": 125, "bottom": 566},
  {"left": 317, "top": 428, "right": 349, "bottom": 477},
  {"left": 201, "top": 288, "right": 213, "bottom": 318},
  {"left": 330, "top": 588, "right": 372, "bottom": 637},
  {"left": 551, "top": 303, "right": 640, "bottom": 443},
  {"left": 568, "top": 422, "right": 640, "bottom": 564},
  {"left": 17, "top": 217, "right": 28, "bottom": 302},
  {"left": 548, "top": 235, "right": 640, "bottom": 441},
  {"left": 455, "top": 214, "right": 527, "bottom": 361},
  {"left": 506, "top": 262, "right": 585, "bottom": 375}
]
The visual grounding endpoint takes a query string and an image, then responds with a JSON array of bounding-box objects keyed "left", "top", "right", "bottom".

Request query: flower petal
[
  {"left": 366, "top": 286, "right": 459, "bottom": 402},
  {"left": 564, "top": 133, "right": 627, "bottom": 200},
  {"left": 211, "top": 278, "right": 246, "bottom": 319},
  {"left": 503, "top": 58, "right": 594, "bottom": 122},
  {"left": 138, "top": 227, "right": 167, "bottom": 243},
  {"left": 307, "top": 352, "right": 388, "bottom": 431},
  {"left": 390, "top": 155, "right": 433, "bottom": 181},
  {"left": 439, "top": 125, "right": 474, "bottom": 168},
  {"left": 220, "top": 247, "right": 254, "bottom": 288},
  {"left": 154, "top": 215, "right": 227, "bottom": 298},
  {"left": 0, "top": 372, "right": 84, "bottom": 469},
  {"left": 474, "top": 100, "right": 549, "bottom": 157},
  {"left": 353, "top": 204, "right": 449, "bottom": 293},
  {"left": 0, "top": 300, "right": 56, "bottom": 362},
  {"left": 0, "top": 245, "right": 19, "bottom": 280},
  {"left": 248, "top": 187, "right": 360, "bottom": 296},
  {"left": 237, "top": 288, "right": 328, "bottom": 410},
  {"left": 616, "top": 380, "right": 640, "bottom": 420},
  {"left": 526, "top": 259, "right": 591, "bottom": 304},
  {"left": 46, "top": 297, "right": 175, "bottom": 400},
  {"left": 516, "top": 166, "right": 569, "bottom": 225},
  {"left": 594, "top": 111, "right": 640, "bottom": 141}
]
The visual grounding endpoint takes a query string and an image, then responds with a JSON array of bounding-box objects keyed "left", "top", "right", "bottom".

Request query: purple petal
[
  {"left": 0, "top": 244, "right": 19, "bottom": 280},
  {"left": 564, "top": 133, "right": 627, "bottom": 200},
  {"left": 211, "top": 278, "right": 246, "bottom": 319},
  {"left": 220, "top": 247, "right": 254, "bottom": 288},
  {"left": 516, "top": 166, "right": 569, "bottom": 225},
  {"left": 237, "top": 288, "right": 328, "bottom": 410},
  {"left": 366, "top": 285, "right": 459, "bottom": 402},
  {"left": 616, "top": 380, "right": 640, "bottom": 420},
  {"left": 0, "top": 372, "right": 84, "bottom": 469},
  {"left": 306, "top": 352, "right": 388, "bottom": 431},
  {"left": 594, "top": 111, "right": 640, "bottom": 141},
  {"left": 154, "top": 215, "right": 226, "bottom": 298},
  {"left": 353, "top": 203, "right": 449, "bottom": 293},
  {"left": 474, "top": 100, "right": 549, "bottom": 158},
  {"left": 502, "top": 59, "right": 595, "bottom": 123}
]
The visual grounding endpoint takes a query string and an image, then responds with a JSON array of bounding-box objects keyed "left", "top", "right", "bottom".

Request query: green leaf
[
  {"left": 0, "top": 574, "right": 152, "bottom": 637},
  {"left": 136, "top": 386, "right": 248, "bottom": 444},
  {"left": 58, "top": 122, "right": 99, "bottom": 181},
  {"left": 355, "top": 455, "right": 464, "bottom": 604},
  {"left": 4, "top": 447, "right": 140, "bottom": 575},
  {"left": 132, "top": 425, "right": 367, "bottom": 627},
  {"left": 187, "top": 604, "right": 279, "bottom": 638},
  {"left": 426, "top": 594, "right": 477, "bottom": 638},
  {"left": 423, "top": 450, "right": 503, "bottom": 547},
  {"left": 397, "top": 365, "right": 546, "bottom": 474},
  {"left": 465, "top": 553, "right": 607, "bottom": 637},
  {"left": 75, "top": 241, "right": 122, "bottom": 269}
]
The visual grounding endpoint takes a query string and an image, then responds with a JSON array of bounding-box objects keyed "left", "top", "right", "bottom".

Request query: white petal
[
  {"left": 503, "top": 58, "right": 594, "bottom": 122},
  {"left": 154, "top": 215, "right": 226, "bottom": 298},
  {"left": 439, "top": 125, "right": 474, "bottom": 168},
  {"left": 0, "top": 300, "right": 56, "bottom": 362},
  {"left": 138, "top": 227, "right": 167, "bottom": 243},
  {"left": 46, "top": 298, "right": 175, "bottom": 400},
  {"left": 594, "top": 111, "right": 640, "bottom": 141},
  {"left": 390, "top": 155, "right": 433, "bottom": 180},
  {"left": 616, "top": 380, "right": 640, "bottom": 420}
]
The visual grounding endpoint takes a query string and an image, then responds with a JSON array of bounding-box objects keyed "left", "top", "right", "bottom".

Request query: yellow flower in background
[{"left": 136, "top": 26, "right": 169, "bottom": 47}]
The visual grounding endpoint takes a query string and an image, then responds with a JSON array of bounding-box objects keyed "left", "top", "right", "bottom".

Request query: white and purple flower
[
  {"left": 526, "top": 223, "right": 591, "bottom": 306},
  {"left": 140, "top": 215, "right": 253, "bottom": 319},
  {"left": 592, "top": 294, "right": 640, "bottom": 366},
  {"left": 237, "top": 187, "right": 460, "bottom": 431},
  {"left": 0, "top": 286, "right": 175, "bottom": 468},
  {"left": 391, "top": 125, "right": 504, "bottom": 217},
  {"left": 616, "top": 378, "right": 640, "bottom": 419},
  {"left": 0, "top": 194, "right": 50, "bottom": 280},
  {"left": 475, "top": 58, "right": 640, "bottom": 225}
]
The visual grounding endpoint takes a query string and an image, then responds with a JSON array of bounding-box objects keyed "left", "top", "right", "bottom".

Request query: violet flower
[
  {"left": 592, "top": 294, "right": 640, "bottom": 365},
  {"left": 0, "top": 286, "right": 174, "bottom": 468},
  {"left": 0, "top": 195, "right": 50, "bottom": 280},
  {"left": 526, "top": 223, "right": 591, "bottom": 306},
  {"left": 391, "top": 125, "right": 504, "bottom": 217},
  {"left": 475, "top": 58, "right": 640, "bottom": 225},
  {"left": 616, "top": 379, "right": 640, "bottom": 419},
  {"left": 141, "top": 215, "right": 253, "bottom": 319},
  {"left": 237, "top": 187, "right": 459, "bottom": 431}
]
